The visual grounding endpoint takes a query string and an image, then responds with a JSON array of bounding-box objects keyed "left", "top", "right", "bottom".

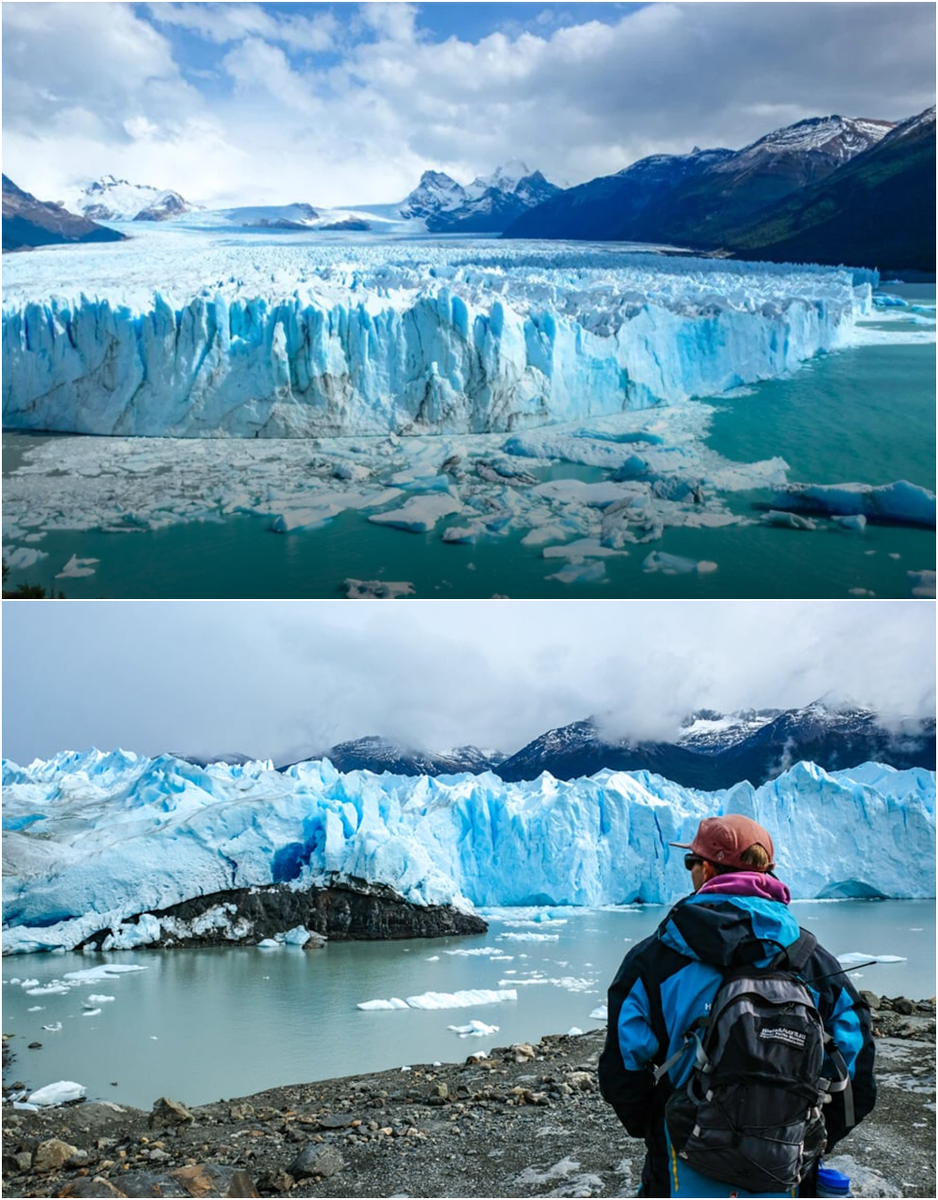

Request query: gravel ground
[{"left": 2, "top": 999, "right": 934, "bottom": 1199}]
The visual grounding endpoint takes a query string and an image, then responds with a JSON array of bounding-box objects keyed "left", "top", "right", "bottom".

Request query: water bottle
[{"left": 816, "top": 1163, "right": 853, "bottom": 1197}]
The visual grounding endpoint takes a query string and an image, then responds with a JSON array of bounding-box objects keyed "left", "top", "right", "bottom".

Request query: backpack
[{"left": 658, "top": 932, "right": 852, "bottom": 1195}]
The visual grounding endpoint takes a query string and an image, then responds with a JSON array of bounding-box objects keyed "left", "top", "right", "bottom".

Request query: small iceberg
[{"left": 27, "top": 1081, "right": 87, "bottom": 1107}]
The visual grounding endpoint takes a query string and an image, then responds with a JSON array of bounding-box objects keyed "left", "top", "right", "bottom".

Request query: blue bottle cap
[{"left": 818, "top": 1165, "right": 851, "bottom": 1189}]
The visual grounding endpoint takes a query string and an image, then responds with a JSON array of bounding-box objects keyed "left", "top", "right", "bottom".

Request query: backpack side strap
[{"left": 821, "top": 1036, "right": 855, "bottom": 1128}]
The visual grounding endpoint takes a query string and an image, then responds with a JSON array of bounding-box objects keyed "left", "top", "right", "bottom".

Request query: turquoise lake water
[
  {"left": 2, "top": 901, "right": 933, "bottom": 1109},
  {"left": 2, "top": 285, "right": 934, "bottom": 600}
]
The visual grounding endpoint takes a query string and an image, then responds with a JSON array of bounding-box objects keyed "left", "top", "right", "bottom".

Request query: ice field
[{"left": 3, "top": 749, "right": 934, "bottom": 955}]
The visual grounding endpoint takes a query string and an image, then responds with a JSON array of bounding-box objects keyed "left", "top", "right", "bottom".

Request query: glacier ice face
[
  {"left": 2, "top": 234, "right": 873, "bottom": 438},
  {"left": 2, "top": 750, "right": 933, "bottom": 954}
]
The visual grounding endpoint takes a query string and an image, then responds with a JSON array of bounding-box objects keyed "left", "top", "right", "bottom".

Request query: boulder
[
  {"left": 287, "top": 1144, "right": 345, "bottom": 1180},
  {"left": 149, "top": 1097, "right": 194, "bottom": 1128},
  {"left": 33, "top": 1139, "right": 80, "bottom": 1173}
]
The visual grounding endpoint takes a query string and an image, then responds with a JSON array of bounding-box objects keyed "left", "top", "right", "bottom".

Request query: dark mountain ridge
[
  {"left": 723, "top": 106, "right": 936, "bottom": 272},
  {"left": 179, "top": 705, "right": 934, "bottom": 791},
  {"left": 502, "top": 110, "right": 937, "bottom": 272},
  {"left": 2, "top": 175, "right": 126, "bottom": 252}
]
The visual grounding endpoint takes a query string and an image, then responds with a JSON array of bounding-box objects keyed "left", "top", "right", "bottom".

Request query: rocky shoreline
[{"left": 2, "top": 994, "right": 934, "bottom": 1199}]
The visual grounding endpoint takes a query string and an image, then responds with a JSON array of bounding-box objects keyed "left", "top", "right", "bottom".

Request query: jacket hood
[{"left": 658, "top": 890, "right": 802, "bottom": 969}]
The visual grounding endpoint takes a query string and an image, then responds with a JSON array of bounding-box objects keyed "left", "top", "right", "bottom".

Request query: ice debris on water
[
  {"left": 448, "top": 1020, "right": 500, "bottom": 1037},
  {"left": 27, "top": 1081, "right": 86, "bottom": 1107}
]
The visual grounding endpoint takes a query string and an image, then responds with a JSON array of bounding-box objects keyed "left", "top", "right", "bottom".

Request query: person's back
[{"left": 598, "top": 815, "right": 875, "bottom": 1198}]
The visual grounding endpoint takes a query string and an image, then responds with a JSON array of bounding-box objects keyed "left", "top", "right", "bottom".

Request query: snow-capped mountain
[
  {"left": 67, "top": 175, "right": 195, "bottom": 222},
  {"left": 506, "top": 113, "right": 894, "bottom": 249},
  {"left": 716, "top": 115, "right": 893, "bottom": 179},
  {"left": 494, "top": 703, "right": 935, "bottom": 788},
  {"left": 280, "top": 737, "right": 503, "bottom": 777},
  {"left": 2, "top": 175, "right": 126, "bottom": 251},
  {"left": 399, "top": 170, "right": 468, "bottom": 220},
  {"left": 215, "top": 704, "right": 938, "bottom": 788},
  {"left": 399, "top": 161, "right": 562, "bottom": 232},
  {"left": 724, "top": 105, "right": 936, "bottom": 273},
  {"left": 3, "top": 749, "right": 934, "bottom": 954}
]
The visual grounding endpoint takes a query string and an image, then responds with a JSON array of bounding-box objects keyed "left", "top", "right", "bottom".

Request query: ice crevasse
[
  {"left": 2, "top": 749, "right": 933, "bottom": 954},
  {"left": 1, "top": 244, "right": 875, "bottom": 437}
]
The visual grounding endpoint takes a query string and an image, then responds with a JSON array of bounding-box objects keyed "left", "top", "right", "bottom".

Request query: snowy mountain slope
[
  {"left": 2, "top": 751, "right": 934, "bottom": 955},
  {"left": 173, "top": 705, "right": 935, "bottom": 785},
  {"left": 505, "top": 114, "right": 893, "bottom": 248},
  {"left": 399, "top": 171, "right": 468, "bottom": 219},
  {"left": 724, "top": 106, "right": 936, "bottom": 273},
  {"left": 66, "top": 176, "right": 195, "bottom": 222},
  {"left": 1, "top": 240, "right": 873, "bottom": 438},
  {"left": 398, "top": 162, "right": 562, "bottom": 232},
  {"left": 624, "top": 114, "right": 894, "bottom": 250},
  {"left": 495, "top": 705, "right": 936, "bottom": 788},
  {"left": 280, "top": 737, "right": 504, "bottom": 777},
  {"left": 2, "top": 176, "right": 126, "bottom": 251}
]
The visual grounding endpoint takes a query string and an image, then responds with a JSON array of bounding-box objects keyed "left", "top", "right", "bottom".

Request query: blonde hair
[{"left": 739, "top": 843, "right": 772, "bottom": 871}]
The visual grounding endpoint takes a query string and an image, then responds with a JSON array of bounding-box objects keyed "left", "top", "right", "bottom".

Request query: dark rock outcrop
[{"left": 76, "top": 880, "right": 487, "bottom": 951}]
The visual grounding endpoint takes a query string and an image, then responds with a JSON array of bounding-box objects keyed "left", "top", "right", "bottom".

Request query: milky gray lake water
[{"left": 3, "top": 901, "right": 933, "bottom": 1110}]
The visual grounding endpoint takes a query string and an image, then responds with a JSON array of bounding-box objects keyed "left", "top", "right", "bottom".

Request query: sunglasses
[{"left": 683, "top": 853, "right": 706, "bottom": 870}]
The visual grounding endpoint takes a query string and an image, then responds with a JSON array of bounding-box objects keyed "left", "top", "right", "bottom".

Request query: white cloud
[
  {"left": 147, "top": 2, "right": 337, "bottom": 53},
  {"left": 2, "top": 602, "right": 934, "bottom": 766},
  {"left": 1, "top": 2, "right": 934, "bottom": 207}
]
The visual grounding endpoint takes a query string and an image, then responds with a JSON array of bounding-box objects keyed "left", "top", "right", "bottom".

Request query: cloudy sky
[
  {"left": 3, "top": 600, "right": 934, "bottom": 765},
  {"left": 2, "top": 2, "right": 935, "bottom": 208}
]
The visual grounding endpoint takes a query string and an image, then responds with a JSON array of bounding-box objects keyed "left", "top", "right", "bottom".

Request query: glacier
[
  {"left": 2, "top": 234, "right": 876, "bottom": 438},
  {"left": 2, "top": 749, "right": 933, "bottom": 955}
]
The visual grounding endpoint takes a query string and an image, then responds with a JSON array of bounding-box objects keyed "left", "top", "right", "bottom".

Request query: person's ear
[{"left": 702, "top": 860, "right": 719, "bottom": 883}]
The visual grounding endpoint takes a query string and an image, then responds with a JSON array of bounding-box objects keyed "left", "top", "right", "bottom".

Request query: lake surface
[{"left": 3, "top": 900, "right": 933, "bottom": 1110}]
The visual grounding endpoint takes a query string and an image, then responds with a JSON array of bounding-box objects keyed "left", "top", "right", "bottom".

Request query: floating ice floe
[
  {"left": 4, "top": 546, "right": 47, "bottom": 571},
  {"left": 448, "top": 1020, "right": 499, "bottom": 1037},
  {"left": 772, "top": 480, "right": 936, "bottom": 528},
  {"left": 837, "top": 952, "right": 907, "bottom": 965},
  {"left": 643, "top": 551, "right": 718, "bottom": 575},
  {"left": 63, "top": 965, "right": 148, "bottom": 982},
  {"left": 405, "top": 988, "right": 518, "bottom": 1010},
  {"left": 908, "top": 569, "right": 936, "bottom": 599},
  {"left": 497, "top": 933, "right": 561, "bottom": 942},
  {"left": 55, "top": 555, "right": 100, "bottom": 580}
]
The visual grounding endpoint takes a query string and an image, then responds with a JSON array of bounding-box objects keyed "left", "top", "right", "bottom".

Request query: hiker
[{"left": 598, "top": 814, "right": 876, "bottom": 1198}]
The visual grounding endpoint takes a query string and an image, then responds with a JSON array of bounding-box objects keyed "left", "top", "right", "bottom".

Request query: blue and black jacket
[{"left": 598, "top": 890, "right": 876, "bottom": 1196}]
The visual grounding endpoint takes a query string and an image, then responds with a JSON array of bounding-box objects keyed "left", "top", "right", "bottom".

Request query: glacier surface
[
  {"left": 2, "top": 750, "right": 933, "bottom": 955},
  {"left": 3, "top": 234, "right": 875, "bottom": 438}
]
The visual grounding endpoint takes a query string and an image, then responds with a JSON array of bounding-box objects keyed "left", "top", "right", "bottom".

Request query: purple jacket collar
[{"left": 697, "top": 871, "right": 791, "bottom": 905}]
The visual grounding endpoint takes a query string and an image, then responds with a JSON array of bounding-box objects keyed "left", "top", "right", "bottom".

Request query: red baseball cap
[{"left": 670, "top": 814, "right": 775, "bottom": 871}]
